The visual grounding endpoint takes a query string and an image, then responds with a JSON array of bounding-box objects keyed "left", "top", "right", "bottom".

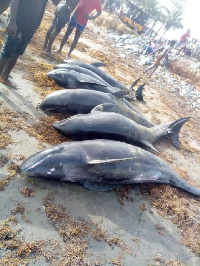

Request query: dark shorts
[
  {"left": 68, "top": 13, "right": 86, "bottom": 33},
  {"left": 1, "top": 32, "right": 33, "bottom": 58},
  {"left": 52, "top": 15, "right": 67, "bottom": 32}
]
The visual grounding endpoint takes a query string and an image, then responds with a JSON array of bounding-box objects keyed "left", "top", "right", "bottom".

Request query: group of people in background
[
  {"left": 0, "top": 0, "right": 102, "bottom": 89},
  {"left": 140, "top": 28, "right": 200, "bottom": 77},
  {"left": 0, "top": 0, "right": 199, "bottom": 88}
]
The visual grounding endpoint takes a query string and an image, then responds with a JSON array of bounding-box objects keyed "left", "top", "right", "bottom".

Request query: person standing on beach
[
  {"left": 143, "top": 40, "right": 176, "bottom": 77},
  {"left": 0, "top": 0, "right": 60, "bottom": 89},
  {"left": 43, "top": 0, "right": 79, "bottom": 58},
  {"left": 175, "top": 29, "right": 190, "bottom": 48},
  {"left": 56, "top": 0, "right": 102, "bottom": 59}
]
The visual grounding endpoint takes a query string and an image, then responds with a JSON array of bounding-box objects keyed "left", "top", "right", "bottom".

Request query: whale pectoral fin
[
  {"left": 91, "top": 103, "right": 118, "bottom": 113},
  {"left": 80, "top": 182, "right": 123, "bottom": 191},
  {"left": 141, "top": 141, "right": 158, "bottom": 152},
  {"left": 60, "top": 165, "right": 88, "bottom": 182},
  {"left": 78, "top": 78, "right": 106, "bottom": 87}
]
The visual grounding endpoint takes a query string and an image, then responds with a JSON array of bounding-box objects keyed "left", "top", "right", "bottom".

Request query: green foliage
[{"left": 122, "top": 0, "right": 185, "bottom": 34}]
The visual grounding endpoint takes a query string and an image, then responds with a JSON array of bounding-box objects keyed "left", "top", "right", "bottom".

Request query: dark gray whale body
[
  {"left": 48, "top": 69, "right": 123, "bottom": 95},
  {"left": 53, "top": 64, "right": 110, "bottom": 86},
  {"left": 39, "top": 89, "right": 154, "bottom": 127},
  {"left": 48, "top": 67, "right": 144, "bottom": 102},
  {"left": 62, "top": 59, "right": 126, "bottom": 90},
  {"left": 59, "top": 60, "right": 145, "bottom": 101},
  {"left": 53, "top": 112, "right": 189, "bottom": 150},
  {"left": 20, "top": 139, "right": 200, "bottom": 196}
]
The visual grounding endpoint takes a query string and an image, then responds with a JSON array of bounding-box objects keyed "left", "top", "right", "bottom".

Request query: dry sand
[{"left": 0, "top": 7, "right": 200, "bottom": 265}]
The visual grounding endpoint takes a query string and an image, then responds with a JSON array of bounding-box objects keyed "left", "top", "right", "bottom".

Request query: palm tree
[
  {"left": 159, "top": 7, "right": 184, "bottom": 38},
  {"left": 133, "top": 0, "right": 160, "bottom": 16}
]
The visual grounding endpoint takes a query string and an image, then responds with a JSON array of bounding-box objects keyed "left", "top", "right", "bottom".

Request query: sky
[{"left": 161, "top": 0, "right": 200, "bottom": 40}]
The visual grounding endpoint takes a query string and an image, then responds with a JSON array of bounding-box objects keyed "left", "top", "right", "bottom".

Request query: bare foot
[
  {"left": 53, "top": 49, "right": 61, "bottom": 54},
  {"left": 44, "top": 51, "right": 55, "bottom": 59},
  {"left": 66, "top": 55, "right": 71, "bottom": 60},
  {"left": 0, "top": 77, "right": 18, "bottom": 89}
]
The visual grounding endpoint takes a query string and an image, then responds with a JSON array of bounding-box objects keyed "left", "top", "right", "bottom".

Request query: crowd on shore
[{"left": 0, "top": 0, "right": 199, "bottom": 88}]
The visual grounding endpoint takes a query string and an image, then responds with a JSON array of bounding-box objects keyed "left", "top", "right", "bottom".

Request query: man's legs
[
  {"left": 43, "top": 24, "right": 55, "bottom": 50},
  {"left": 0, "top": 54, "right": 8, "bottom": 75},
  {"left": 46, "top": 28, "right": 60, "bottom": 58},
  {"left": 0, "top": 55, "right": 19, "bottom": 89},
  {"left": 147, "top": 65, "right": 157, "bottom": 77},
  {"left": 67, "top": 27, "right": 82, "bottom": 58},
  {"left": 143, "top": 64, "right": 155, "bottom": 74},
  {"left": 0, "top": 32, "right": 32, "bottom": 89},
  {"left": 56, "top": 27, "right": 74, "bottom": 53}
]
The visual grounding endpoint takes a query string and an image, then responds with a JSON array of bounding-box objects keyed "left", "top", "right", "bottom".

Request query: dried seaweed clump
[
  {"left": 7, "top": 162, "right": 20, "bottom": 174},
  {"left": 19, "top": 60, "right": 61, "bottom": 98},
  {"left": 43, "top": 193, "right": 90, "bottom": 264},
  {"left": 20, "top": 187, "right": 35, "bottom": 198},
  {"left": 43, "top": 193, "right": 135, "bottom": 264},
  {"left": 0, "top": 163, "right": 17, "bottom": 191},
  {"left": 140, "top": 184, "right": 200, "bottom": 255},
  {"left": 0, "top": 221, "right": 48, "bottom": 265},
  {"left": 17, "top": 242, "right": 44, "bottom": 258},
  {"left": 0, "top": 102, "right": 26, "bottom": 149},
  {"left": 0, "top": 154, "right": 9, "bottom": 167},
  {"left": 109, "top": 237, "right": 135, "bottom": 256},
  {"left": 0, "top": 176, "right": 13, "bottom": 191},
  {"left": 152, "top": 254, "right": 183, "bottom": 266},
  {"left": 11, "top": 202, "right": 30, "bottom": 223},
  {"left": 111, "top": 251, "right": 124, "bottom": 266},
  {"left": 113, "top": 186, "right": 133, "bottom": 205},
  {"left": 76, "top": 41, "right": 90, "bottom": 52},
  {"left": 0, "top": 225, "right": 15, "bottom": 240},
  {"left": 155, "top": 224, "right": 166, "bottom": 236},
  {"left": 89, "top": 50, "right": 111, "bottom": 65},
  {"left": 25, "top": 116, "right": 67, "bottom": 146},
  {"left": 0, "top": 133, "right": 13, "bottom": 150}
]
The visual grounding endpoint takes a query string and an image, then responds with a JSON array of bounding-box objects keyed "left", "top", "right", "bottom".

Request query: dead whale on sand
[
  {"left": 48, "top": 69, "right": 144, "bottom": 101},
  {"left": 62, "top": 59, "right": 144, "bottom": 99},
  {"left": 20, "top": 139, "right": 200, "bottom": 196},
  {"left": 39, "top": 89, "right": 154, "bottom": 127},
  {"left": 62, "top": 59, "right": 126, "bottom": 90},
  {"left": 54, "top": 64, "right": 110, "bottom": 86},
  {"left": 48, "top": 69, "right": 123, "bottom": 95},
  {"left": 53, "top": 112, "right": 189, "bottom": 150}
]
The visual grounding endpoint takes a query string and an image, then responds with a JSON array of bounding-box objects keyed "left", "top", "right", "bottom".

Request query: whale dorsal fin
[{"left": 130, "top": 77, "right": 141, "bottom": 89}]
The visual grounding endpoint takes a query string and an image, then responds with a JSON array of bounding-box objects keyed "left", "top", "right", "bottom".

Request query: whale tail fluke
[
  {"left": 135, "top": 83, "right": 145, "bottom": 101},
  {"left": 168, "top": 117, "right": 190, "bottom": 149},
  {"left": 130, "top": 78, "right": 141, "bottom": 89}
]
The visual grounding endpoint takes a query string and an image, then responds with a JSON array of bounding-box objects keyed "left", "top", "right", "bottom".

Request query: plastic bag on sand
[{"left": 138, "top": 55, "right": 153, "bottom": 66}]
